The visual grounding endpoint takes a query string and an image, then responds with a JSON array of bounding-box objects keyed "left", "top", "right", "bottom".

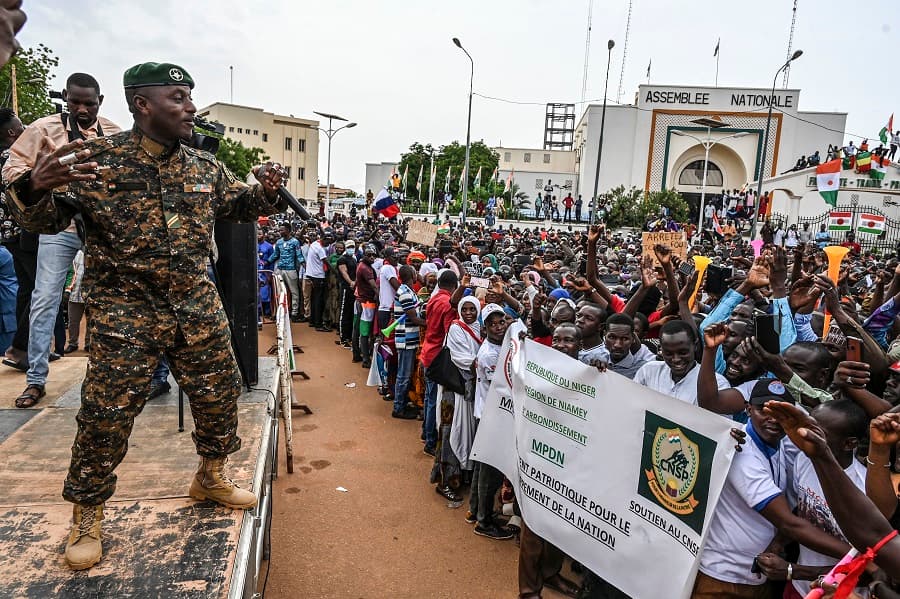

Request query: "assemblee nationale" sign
[{"left": 641, "top": 88, "right": 796, "bottom": 109}]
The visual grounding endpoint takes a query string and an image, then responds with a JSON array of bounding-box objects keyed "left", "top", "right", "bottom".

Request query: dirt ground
[{"left": 259, "top": 321, "right": 525, "bottom": 599}]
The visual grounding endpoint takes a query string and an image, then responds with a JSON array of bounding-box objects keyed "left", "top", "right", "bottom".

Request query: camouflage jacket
[{"left": 6, "top": 128, "right": 286, "bottom": 347}]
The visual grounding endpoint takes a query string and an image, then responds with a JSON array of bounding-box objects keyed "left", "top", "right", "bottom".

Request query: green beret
[{"left": 123, "top": 62, "right": 194, "bottom": 90}]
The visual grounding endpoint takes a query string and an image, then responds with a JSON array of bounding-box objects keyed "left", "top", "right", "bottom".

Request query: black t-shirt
[{"left": 336, "top": 254, "right": 357, "bottom": 290}]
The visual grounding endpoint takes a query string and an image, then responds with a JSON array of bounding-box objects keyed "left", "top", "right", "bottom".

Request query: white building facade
[
  {"left": 494, "top": 147, "right": 577, "bottom": 215},
  {"left": 573, "top": 84, "right": 846, "bottom": 220}
]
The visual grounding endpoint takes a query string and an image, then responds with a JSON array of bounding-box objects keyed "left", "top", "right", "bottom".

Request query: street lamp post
[
  {"left": 313, "top": 111, "right": 356, "bottom": 221},
  {"left": 672, "top": 128, "right": 748, "bottom": 231},
  {"left": 750, "top": 49, "right": 803, "bottom": 239},
  {"left": 589, "top": 40, "right": 615, "bottom": 225},
  {"left": 453, "top": 37, "right": 474, "bottom": 225}
]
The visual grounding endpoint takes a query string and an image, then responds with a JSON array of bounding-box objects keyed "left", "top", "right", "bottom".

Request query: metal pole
[
  {"left": 229, "top": 65, "right": 233, "bottom": 103},
  {"left": 590, "top": 42, "right": 614, "bottom": 225},
  {"left": 325, "top": 117, "right": 333, "bottom": 221},
  {"left": 10, "top": 63, "right": 17, "bottom": 115},
  {"left": 751, "top": 72, "right": 780, "bottom": 240},
  {"left": 427, "top": 152, "right": 435, "bottom": 215},
  {"left": 461, "top": 53, "right": 474, "bottom": 225},
  {"left": 698, "top": 126, "right": 711, "bottom": 232}
]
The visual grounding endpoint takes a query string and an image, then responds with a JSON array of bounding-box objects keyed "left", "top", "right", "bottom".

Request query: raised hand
[
  {"left": 653, "top": 244, "right": 672, "bottom": 266},
  {"left": 745, "top": 257, "right": 771, "bottom": 289},
  {"left": 640, "top": 254, "right": 655, "bottom": 288},
  {"left": 763, "top": 401, "right": 830, "bottom": 458},
  {"left": 833, "top": 361, "right": 870, "bottom": 389},
  {"left": 870, "top": 413, "right": 900, "bottom": 447},
  {"left": 587, "top": 225, "right": 601, "bottom": 245},
  {"left": 29, "top": 138, "right": 97, "bottom": 194},
  {"left": 703, "top": 322, "right": 729, "bottom": 349}
]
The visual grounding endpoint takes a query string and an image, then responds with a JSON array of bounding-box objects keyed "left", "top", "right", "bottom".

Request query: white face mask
[{"left": 345, "top": 248, "right": 355, "bottom": 256}]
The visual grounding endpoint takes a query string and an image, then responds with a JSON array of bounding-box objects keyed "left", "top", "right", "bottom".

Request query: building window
[
  {"left": 504, "top": 151, "right": 511, "bottom": 162},
  {"left": 285, "top": 137, "right": 292, "bottom": 151},
  {"left": 298, "top": 167, "right": 305, "bottom": 180},
  {"left": 535, "top": 179, "right": 543, "bottom": 190},
  {"left": 229, "top": 126, "right": 234, "bottom": 132},
  {"left": 262, "top": 133, "right": 268, "bottom": 142},
  {"left": 678, "top": 160, "right": 724, "bottom": 187},
  {"left": 543, "top": 153, "right": 551, "bottom": 164},
  {"left": 298, "top": 139, "right": 306, "bottom": 152},
  {"left": 524, "top": 153, "right": 531, "bottom": 163},
  {"left": 237, "top": 128, "right": 243, "bottom": 133},
  {"left": 284, "top": 166, "right": 291, "bottom": 179},
  {"left": 253, "top": 130, "right": 258, "bottom": 136}
]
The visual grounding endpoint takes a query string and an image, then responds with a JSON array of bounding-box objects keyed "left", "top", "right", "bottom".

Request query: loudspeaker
[{"left": 214, "top": 221, "right": 259, "bottom": 385}]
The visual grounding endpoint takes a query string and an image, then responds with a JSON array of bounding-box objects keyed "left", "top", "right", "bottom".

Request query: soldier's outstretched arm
[
  {"left": 214, "top": 160, "right": 287, "bottom": 222},
  {"left": 4, "top": 139, "right": 91, "bottom": 234}
]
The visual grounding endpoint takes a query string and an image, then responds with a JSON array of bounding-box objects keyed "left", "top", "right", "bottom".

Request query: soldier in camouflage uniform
[{"left": 5, "top": 62, "right": 287, "bottom": 570}]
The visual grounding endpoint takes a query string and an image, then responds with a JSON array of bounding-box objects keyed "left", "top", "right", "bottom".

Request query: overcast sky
[{"left": 19, "top": 0, "right": 899, "bottom": 194}]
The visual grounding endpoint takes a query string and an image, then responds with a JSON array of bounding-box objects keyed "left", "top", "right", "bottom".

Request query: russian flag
[{"left": 372, "top": 188, "right": 400, "bottom": 218}]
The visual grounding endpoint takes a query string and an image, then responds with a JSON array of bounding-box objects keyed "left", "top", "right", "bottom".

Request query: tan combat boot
[
  {"left": 188, "top": 456, "right": 257, "bottom": 509},
  {"left": 64, "top": 503, "right": 103, "bottom": 570}
]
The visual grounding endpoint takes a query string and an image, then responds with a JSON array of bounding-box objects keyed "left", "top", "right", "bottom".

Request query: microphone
[{"left": 254, "top": 163, "right": 312, "bottom": 220}]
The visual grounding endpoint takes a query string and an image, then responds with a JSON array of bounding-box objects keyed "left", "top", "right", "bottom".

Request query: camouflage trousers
[{"left": 62, "top": 326, "right": 243, "bottom": 506}]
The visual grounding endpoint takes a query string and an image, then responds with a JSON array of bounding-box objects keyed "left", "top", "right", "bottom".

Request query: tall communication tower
[
  {"left": 782, "top": 0, "right": 799, "bottom": 88},
  {"left": 580, "top": 0, "right": 593, "bottom": 113},
  {"left": 616, "top": 0, "right": 633, "bottom": 103}
]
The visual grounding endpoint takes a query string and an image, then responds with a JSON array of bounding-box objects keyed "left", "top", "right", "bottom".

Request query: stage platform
[{"left": 0, "top": 356, "right": 280, "bottom": 599}]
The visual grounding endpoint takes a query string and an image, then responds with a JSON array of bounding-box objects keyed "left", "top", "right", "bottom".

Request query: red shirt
[
  {"left": 841, "top": 241, "right": 861, "bottom": 255},
  {"left": 563, "top": 196, "right": 574, "bottom": 208},
  {"left": 420, "top": 289, "right": 456, "bottom": 367}
]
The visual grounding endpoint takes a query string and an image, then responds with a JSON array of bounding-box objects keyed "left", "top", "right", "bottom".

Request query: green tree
[
  {"left": 0, "top": 44, "right": 58, "bottom": 124},
  {"left": 397, "top": 140, "right": 500, "bottom": 209},
  {"left": 642, "top": 189, "right": 690, "bottom": 224},
  {"left": 603, "top": 186, "right": 690, "bottom": 229},
  {"left": 215, "top": 136, "right": 269, "bottom": 180}
]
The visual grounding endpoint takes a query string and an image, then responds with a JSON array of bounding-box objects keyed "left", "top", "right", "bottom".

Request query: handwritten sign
[
  {"left": 405, "top": 220, "right": 439, "bottom": 247},
  {"left": 641, "top": 232, "right": 688, "bottom": 265}
]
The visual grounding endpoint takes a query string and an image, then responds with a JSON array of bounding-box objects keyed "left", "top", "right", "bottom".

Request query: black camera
[{"left": 191, "top": 116, "right": 225, "bottom": 154}]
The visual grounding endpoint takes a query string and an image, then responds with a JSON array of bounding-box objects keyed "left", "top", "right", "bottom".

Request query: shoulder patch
[
  {"left": 182, "top": 144, "right": 218, "bottom": 165},
  {"left": 81, "top": 130, "right": 132, "bottom": 160}
]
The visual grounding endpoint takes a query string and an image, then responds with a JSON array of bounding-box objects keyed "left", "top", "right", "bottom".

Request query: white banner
[{"left": 471, "top": 326, "right": 736, "bottom": 599}]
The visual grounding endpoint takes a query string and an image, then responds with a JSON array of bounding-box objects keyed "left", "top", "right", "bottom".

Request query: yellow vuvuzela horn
[
  {"left": 821, "top": 245, "right": 850, "bottom": 333},
  {"left": 689, "top": 256, "right": 711, "bottom": 310}
]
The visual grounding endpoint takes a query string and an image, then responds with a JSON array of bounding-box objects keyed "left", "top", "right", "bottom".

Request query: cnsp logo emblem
[
  {"left": 503, "top": 338, "right": 519, "bottom": 387},
  {"left": 645, "top": 427, "right": 699, "bottom": 515},
  {"left": 169, "top": 68, "right": 184, "bottom": 82},
  {"left": 637, "top": 412, "right": 716, "bottom": 534}
]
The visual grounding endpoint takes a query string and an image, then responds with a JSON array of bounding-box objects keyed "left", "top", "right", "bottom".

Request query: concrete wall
[{"left": 364, "top": 162, "right": 398, "bottom": 197}]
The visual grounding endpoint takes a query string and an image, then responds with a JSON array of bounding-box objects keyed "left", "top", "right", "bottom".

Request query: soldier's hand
[
  {"left": 253, "top": 161, "right": 285, "bottom": 199},
  {"left": 28, "top": 138, "right": 96, "bottom": 194}
]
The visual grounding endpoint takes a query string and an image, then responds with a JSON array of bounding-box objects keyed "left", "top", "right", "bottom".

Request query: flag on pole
[
  {"left": 444, "top": 166, "right": 452, "bottom": 193},
  {"left": 458, "top": 167, "right": 466, "bottom": 191},
  {"left": 880, "top": 114, "right": 894, "bottom": 144},
  {"left": 855, "top": 151, "right": 872, "bottom": 173},
  {"left": 711, "top": 211, "right": 723, "bottom": 236},
  {"left": 504, "top": 169, "right": 514, "bottom": 193},
  {"left": 858, "top": 213, "right": 886, "bottom": 235},
  {"left": 828, "top": 211, "right": 852, "bottom": 231},
  {"left": 816, "top": 159, "right": 842, "bottom": 206},
  {"left": 437, "top": 222, "right": 451, "bottom": 235},
  {"left": 713, "top": 38, "right": 720, "bottom": 57},
  {"left": 415, "top": 164, "right": 423, "bottom": 191},
  {"left": 646, "top": 59, "right": 651, "bottom": 79},
  {"left": 473, "top": 166, "right": 482, "bottom": 189},
  {"left": 429, "top": 162, "right": 436, "bottom": 193},
  {"left": 372, "top": 188, "right": 401, "bottom": 218},
  {"left": 871, "top": 154, "right": 890, "bottom": 180},
  {"left": 401, "top": 165, "right": 408, "bottom": 189}
]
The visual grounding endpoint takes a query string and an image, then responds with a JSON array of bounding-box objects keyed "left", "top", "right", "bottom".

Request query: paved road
[{"left": 261, "top": 322, "right": 520, "bottom": 598}]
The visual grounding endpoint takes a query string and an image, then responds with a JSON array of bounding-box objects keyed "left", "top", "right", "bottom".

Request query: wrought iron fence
[{"left": 795, "top": 204, "right": 900, "bottom": 254}]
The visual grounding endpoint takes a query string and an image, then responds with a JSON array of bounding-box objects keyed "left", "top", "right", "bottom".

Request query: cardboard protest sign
[
  {"left": 406, "top": 220, "right": 439, "bottom": 247},
  {"left": 642, "top": 231, "right": 688, "bottom": 265}
]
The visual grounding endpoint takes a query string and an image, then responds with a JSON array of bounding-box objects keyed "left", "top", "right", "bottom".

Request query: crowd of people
[
  {"left": 0, "top": 43, "right": 897, "bottom": 599},
  {"left": 254, "top": 205, "right": 900, "bottom": 598}
]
